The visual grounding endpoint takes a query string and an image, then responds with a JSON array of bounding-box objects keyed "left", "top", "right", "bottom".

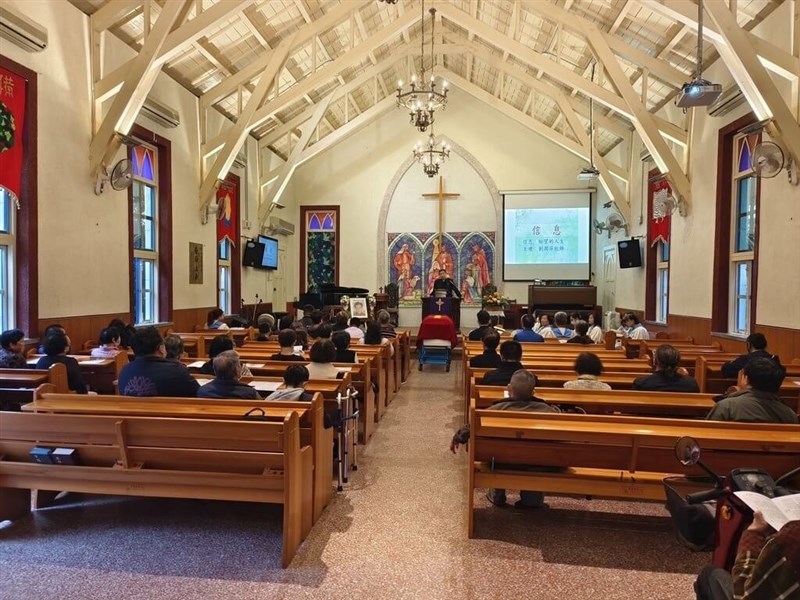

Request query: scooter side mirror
[{"left": 675, "top": 436, "right": 701, "bottom": 466}]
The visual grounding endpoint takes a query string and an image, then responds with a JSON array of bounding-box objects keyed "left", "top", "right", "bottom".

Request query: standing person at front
[
  {"left": 118, "top": 327, "right": 200, "bottom": 397},
  {"left": 633, "top": 344, "right": 700, "bottom": 392},
  {"left": 35, "top": 332, "right": 89, "bottom": 394}
]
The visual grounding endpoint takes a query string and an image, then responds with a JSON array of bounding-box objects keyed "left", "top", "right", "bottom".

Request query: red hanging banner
[
  {"left": 216, "top": 178, "right": 238, "bottom": 246},
  {"left": 649, "top": 177, "right": 671, "bottom": 247},
  {"left": 0, "top": 67, "right": 27, "bottom": 204}
]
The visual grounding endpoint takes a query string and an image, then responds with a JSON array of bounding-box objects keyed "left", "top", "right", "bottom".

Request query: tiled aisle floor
[{"left": 0, "top": 362, "right": 707, "bottom": 600}]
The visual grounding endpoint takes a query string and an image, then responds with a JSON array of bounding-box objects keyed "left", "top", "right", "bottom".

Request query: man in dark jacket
[
  {"left": 198, "top": 351, "right": 259, "bottom": 399},
  {"left": 451, "top": 370, "right": 558, "bottom": 508},
  {"left": 469, "top": 329, "right": 502, "bottom": 368},
  {"left": 467, "top": 310, "right": 494, "bottom": 341},
  {"left": 720, "top": 333, "right": 782, "bottom": 379},
  {"left": 332, "top": 330, "right": 357, "bottom": 363},
  {"left": 633, "top": 345, "right": 700, "bottom": 393},
  {"left": 118, "top": 327, "right": 199, "bottom": 397},
  {"left": 707, "top": 357, "right": 797, "bottom": 424},
  {"left": 480, "top": 340, "right": 523, "bottom": 386}
]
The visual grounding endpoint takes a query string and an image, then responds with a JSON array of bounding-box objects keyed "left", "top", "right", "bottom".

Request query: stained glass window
[
  {"left": 737, "top": 138, "right": 751, "bottom": 173},
  {"left": 130, "top": 141, "right": 159, "bottom": 324},
  {"left": 131, "top": 146, "right": 156, "bottom": 182},
  {"left": 307, "top": 211, "right": 336, "bottom": 232}
]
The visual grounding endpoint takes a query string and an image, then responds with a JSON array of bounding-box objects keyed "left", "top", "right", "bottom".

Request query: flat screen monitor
[{"left": 257, "top": 235, "right": 279, "bottom": 270}]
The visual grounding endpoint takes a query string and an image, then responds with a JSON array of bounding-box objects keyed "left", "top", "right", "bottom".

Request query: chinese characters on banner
[
  {"left": 0, "top": 67, "right": 27, "bottom": 204},
  {"left": 216, "top": 178, "right": 238, "bottom": 246},
  {"left": 649, "top": 177, "right": 672, "bottom": 246}
]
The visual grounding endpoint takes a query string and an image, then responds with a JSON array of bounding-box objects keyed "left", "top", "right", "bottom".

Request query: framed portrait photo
[{"left": 349, "top": 297, "right": 369, "bottom": 319}]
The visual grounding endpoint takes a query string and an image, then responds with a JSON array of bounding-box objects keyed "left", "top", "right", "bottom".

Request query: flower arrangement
[{"left": 481, "top": 290, "right": 511, "bottom": 308}]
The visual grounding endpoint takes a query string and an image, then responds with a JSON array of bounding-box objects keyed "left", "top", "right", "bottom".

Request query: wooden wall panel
[
  {"left": 38, "top": 313, "right": 130, "bottom": 348},
  {"left": 172, "top": 307, "right": 214, "bottom": 333}
]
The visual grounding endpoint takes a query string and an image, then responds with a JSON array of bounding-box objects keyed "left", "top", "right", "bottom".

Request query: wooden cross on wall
[{"left": 422, "top": 176, "right": 460, "bottom": 248}]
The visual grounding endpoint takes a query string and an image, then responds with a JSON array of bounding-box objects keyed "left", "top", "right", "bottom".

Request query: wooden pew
[
  {"left": 473, "top": 385, "right": 717, "bottom": 418},
  {"left": 26, "top": 353, "right": 127, "bottom": 394},
  {"left": 0, "top": 364, "right": 70, "bottom": 394},
  {"left": 191, "top": 327, "right": 253, "bottom": 346},
  {"left": 0, "top": 410, "right": 312, "bottom": 567},
  {"left": 694, "top": 356, "right": 800, "bottom": 411},
  {"left": 466, "top": 408, "right": 800, "bottom": 537},
  {"left": 0, "top": 384, "right": 55, "bottom": 411},
  {"left": 23, "top": 392, "right": 333, "bottom": 524}
]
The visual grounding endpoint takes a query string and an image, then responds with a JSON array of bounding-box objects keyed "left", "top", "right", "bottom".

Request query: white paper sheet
[
  {"left": 249, "top": 381, "right": 281, "bottom": 392},
  {"left": 734, "top": 491, "right": 800, "bottom": 531},
  {"left": 187, "top": 361, "right": 206, "bottom": 368}
]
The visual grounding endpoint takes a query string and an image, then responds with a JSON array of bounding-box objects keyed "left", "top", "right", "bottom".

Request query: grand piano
[{"left": 295, "top": 284, "right": 370, "bottom": 310}]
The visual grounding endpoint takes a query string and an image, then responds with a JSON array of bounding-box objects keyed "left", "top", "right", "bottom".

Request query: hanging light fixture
[
  {"left": 396, "top": 1, "right": 448, "bottom": 132},
  {"left": 413, "top": 128, "right": 451, "bottom": 178}
]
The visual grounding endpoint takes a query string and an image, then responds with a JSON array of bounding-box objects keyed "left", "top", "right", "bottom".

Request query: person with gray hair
[
  {"left": 451, "top": 369, "right": 559, "bottom": 509},
  {"left": 163, "top": 334, "right": 186, "bottom": 361},
  {"left": 377, "top": 309, "right": 397, "bottom": 339},
  {"left": 197, "top": 350, "right": 259, "bottom": 399},
  {"left": 541, "top": 311, "right": 574, "bottom": 340}
]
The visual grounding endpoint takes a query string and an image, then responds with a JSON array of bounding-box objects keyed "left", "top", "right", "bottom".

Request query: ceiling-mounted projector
[
  {"left": 577, "top": 166, "right": 600, "bottom": 181},
  {"left": 676, "top": 78, "right": 723, "bottom": 108}
]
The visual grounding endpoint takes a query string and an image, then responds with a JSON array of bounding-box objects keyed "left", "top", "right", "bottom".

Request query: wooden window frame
[{"left": 128, "top": 124, "right": 172, "bottom": 324}]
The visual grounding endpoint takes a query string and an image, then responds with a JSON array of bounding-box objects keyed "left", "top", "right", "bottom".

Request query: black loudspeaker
[
  {"left": 242, "top": 240, "right": 265, "bottom": 267},
  {"left": 618, "top": 239, "right": 643, "bottom": 269}
]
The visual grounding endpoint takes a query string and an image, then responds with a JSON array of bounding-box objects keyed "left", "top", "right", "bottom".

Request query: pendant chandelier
[
  {"left": 413, "top": 128, "right": 451, "bottom": 178},
  {"left": 396, "top": 1, "right": 448, "bottom": 132}
]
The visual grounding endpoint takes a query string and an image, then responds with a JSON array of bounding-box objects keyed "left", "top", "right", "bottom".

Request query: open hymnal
[
  {"left": 187, "top": 360, "right": 206, "bottom": 369},
  {"left": 734, "top": 491, "right": 800, "bottom": 531}
]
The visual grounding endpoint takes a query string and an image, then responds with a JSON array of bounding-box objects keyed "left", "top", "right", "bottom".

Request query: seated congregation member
[
  {"left": 91, "top": 327, "right": 122, "bottom": 358},
  {"left": 255, "top": 322, "right": 271, "bottom": 342},
  {"left": 331, "top": 311, "right": 349, "bottom": 333},
  {"left": 257, "top": 313, "right": 275, "bottom": 335},
  {"left": 265, "top": 365, "right": 314, "bottom": 402},
  {"left": 200, "top": 335, "right": 252, "bottom": 376},
  {"left": 163, "top": 334, "right": 186, "bottom": 361},
  {"left": 469, "top": 330, "right": 502, "bottom": 368},
  {"left": 706, "top": 358, "right": 797, "bottom": 424},
  {"left": 345, "top": 317, "right": 365, "bottom": 341},
  {"left": 586, "top": 311, "right": 604, "bottom": 344},
  {"left": 467, "top": 310, "right": 493, "bottom": 341},
  {"left": 306, "top": 311, "right": 325, "bottom": 338},
  {"left": 270, "top": 329, "right": 305, "bottom": 362},
  {"left": 197, "top": 350, "right": 259, "bottom": 400},
  {"left": 0, "top": 329, "right": 27, "bottom": 368},
  {"left": 332, "top": 331, "right": 357, "bottom": 363},
  {"left": 480, "top": 340, "right": 523, "bottom": 386},
  {"left": 361, "top": 321, "right": 394, "bottom": 356},
  {"left": 533, "top": 312, "right": 551, "bottom": 334},
  {"left": 300, "top": 304, "right": 315, "bottom": 327},
  {"left": 566, "top": 321, "right": 594, "bottom": 345},
  {"left": 564, "top": 352, "right": 612, "bottom": 390},
  {"left": 108, "top": 318, "right": 135, "bottom": 349},
  {"left": 37, "top": 324, "right": 66, "bottom": 353},
  {"left": 720, "top": 332, "right": 782, "bottom": 379},
  {"left": 451, "top": 370, "right": 557, "bottom": 509},
  {"left": 620, "top": 312, "right": 649, "bottom": 340},
  {"left": 36, "top": 332, "right": 88, "bottom": 394},
  {"left": 694, "top": 511, "right": 800, "bottom": 600},
  {"left": 377, "top": 310, "right": 397, "bottom": 339},
  {"left": 633, "top": 345, "right": 699, "bottom": 393},
  {"left": 118, "top": 327, "right": 199, "bottom": 397},
  {"left": 306, "top": 339, "right": 342, "bottom": 380},
  {"left": 541, "top": 311, "right": 574, "bottom": 340},
  {"left": 206, "top": 308, "right": 229, "bottom": 330},
  {"left": 513, "top": 314, "right": 544, "bottom": 343},
  {"left": 291, "top": 321, "right": 310, "bottom": 350}
]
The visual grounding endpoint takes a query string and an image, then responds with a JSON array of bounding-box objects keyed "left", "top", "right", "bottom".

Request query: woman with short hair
[{"left": 564, "top": 353, "right": 612, "bottom": 390}]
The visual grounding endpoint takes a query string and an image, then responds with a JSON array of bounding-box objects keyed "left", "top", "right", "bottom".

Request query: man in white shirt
[{"left": 345, "top": 317, "right": 365, "bottom": 341}]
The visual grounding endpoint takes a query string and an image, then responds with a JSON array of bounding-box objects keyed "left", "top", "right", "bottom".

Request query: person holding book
[{"left": 694, "top": 509, "right": 800, "bottom": 600}]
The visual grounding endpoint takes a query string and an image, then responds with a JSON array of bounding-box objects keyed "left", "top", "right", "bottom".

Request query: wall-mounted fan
[
  {"left": 94, "top": 158, "right": 133, "bottom": 195},
  {"left": 593, "top": 212, "right": 628, "bottom": 238},
  {"left": 752, "top": 141, "right": 798, "bottom": 185}
]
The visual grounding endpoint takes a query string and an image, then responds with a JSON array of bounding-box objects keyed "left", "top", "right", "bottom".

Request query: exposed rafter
[
  {"left": 704, "top": 1, "right": 800, "bottom": 164},
  {"left": 89, "top": 0, "right": 189, "bottom": 174},
  {"left": 199, "top": 33, "right": 297, "bottom": 215},
  {"left": 580, "top": 24, "right": 692, "bottom": 208}
]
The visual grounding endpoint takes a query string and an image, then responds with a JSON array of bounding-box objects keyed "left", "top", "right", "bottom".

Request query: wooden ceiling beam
[
  {"left": 640, "top": 0, "right": 800, "bottom": 81},
  {"left": 91, "top": 0, "right": 141, "bottom": 32},
  {"left": 202, "top": 0, "right": 372, "bottom": 107},
  {"left": 581, "top": 23, "right": 692, "bottom": 209},
  {"left": 89, "top": 0, "right": 189, "bottom": 174},
  {"left": 199, "top": 33, "right": 297, "bottom": 214},
  {"left": 705, "top": 1, "right": 800, "bottom": 163},
  {"left": 95, "top": 0, "right": 255, "bottom": 102}
]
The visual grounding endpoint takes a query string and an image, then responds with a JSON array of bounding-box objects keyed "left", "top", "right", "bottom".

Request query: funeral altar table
[{"left": 421, "top": 297, "right": 461, "bottom": 329}]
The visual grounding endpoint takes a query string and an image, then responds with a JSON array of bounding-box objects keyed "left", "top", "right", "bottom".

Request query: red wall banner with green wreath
[{"left": 0, "top": 67, "right": 26, "bottom": 203}]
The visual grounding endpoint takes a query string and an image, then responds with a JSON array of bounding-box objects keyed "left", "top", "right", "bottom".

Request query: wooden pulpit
[{"left": 421, "top": 297, "right": 461, "bottom": 328}]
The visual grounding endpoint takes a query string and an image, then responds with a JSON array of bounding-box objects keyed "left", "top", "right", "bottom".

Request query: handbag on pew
[{"left": 242, "top": 407, "right": 269, "bottom": 421}]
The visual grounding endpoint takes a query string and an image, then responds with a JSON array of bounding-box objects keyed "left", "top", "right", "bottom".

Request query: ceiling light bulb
[
  {"left": 398, "top": 80, "right": 403, "bottom": 87},
  {"left": 442, "top": 80, "right": 448, "bottom": 88},
  {"left": 411, "top": 74, "right": 416, "bottom": 82}
]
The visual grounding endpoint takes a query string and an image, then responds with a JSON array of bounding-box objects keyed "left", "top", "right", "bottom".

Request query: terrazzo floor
[{"left": 0, "top": 361, "right": 708, "bottom": 600}]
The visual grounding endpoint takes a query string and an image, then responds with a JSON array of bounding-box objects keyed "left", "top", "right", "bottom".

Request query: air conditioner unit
[
  {"left": 708, "top": 85, "right": 746, "bottom": 117},
  {"left": 139, "top": 97, "right": 180, "bottom": 129},
  {"left": 268, "top": 216, "right": 295, "bottom": 236},
  {"left": 0, "top": 6, "right": 47, "bottom": 52}
]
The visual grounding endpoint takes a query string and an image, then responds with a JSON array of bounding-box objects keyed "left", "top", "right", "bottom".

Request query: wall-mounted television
[{"left": 257, "top": 235, "right": 279, "bottom": 270}]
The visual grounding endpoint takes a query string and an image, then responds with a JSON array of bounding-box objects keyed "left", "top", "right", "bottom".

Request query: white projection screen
[{"left": 503, "top": 190, "right": 593, "bottom": 281}]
